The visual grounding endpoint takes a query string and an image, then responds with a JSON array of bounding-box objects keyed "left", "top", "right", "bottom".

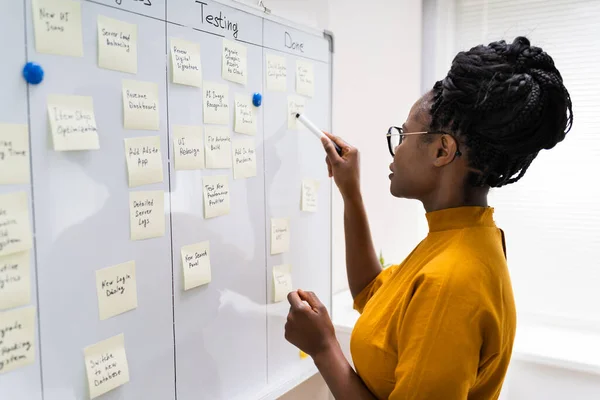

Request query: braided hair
[{"left": 430, "top": 36, "right": 573, "bottom": 188}]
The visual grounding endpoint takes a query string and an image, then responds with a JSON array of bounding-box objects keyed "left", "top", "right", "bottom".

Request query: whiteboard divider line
[
  {"left": 22, "top": 0, "right": 45, "bottom": 398},
  {"left": 164, "top": 15, "right": 179, "bottom": 400}
]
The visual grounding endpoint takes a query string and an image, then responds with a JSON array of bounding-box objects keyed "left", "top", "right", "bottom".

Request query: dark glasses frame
[{"left": 386, "top": 126, "right": 462, "bottom": 158}]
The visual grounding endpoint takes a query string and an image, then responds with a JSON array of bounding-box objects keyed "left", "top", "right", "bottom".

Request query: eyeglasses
[{"left": 386, "top": 126, "right": 462, "bottom": 158}]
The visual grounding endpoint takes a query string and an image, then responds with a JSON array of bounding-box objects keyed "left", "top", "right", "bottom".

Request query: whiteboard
[{"left": 1, "top": 0, "right": 332, "bottom": 399}]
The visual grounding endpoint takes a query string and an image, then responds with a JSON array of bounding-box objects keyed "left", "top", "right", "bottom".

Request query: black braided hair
[{"left": 430, "top": 36, "right": 573, "bottom": 188}]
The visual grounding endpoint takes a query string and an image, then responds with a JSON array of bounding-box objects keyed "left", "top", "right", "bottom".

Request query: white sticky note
[
  {"left": 205, "top": 126, "right": 232, "bottom": 169},
  {"left": 203, "top": 175, "right": 230, "bottom": 219},
  {"left": 222, "top": 39, "right": 247, "bottom": 85},
  {"left": 0, "top": 124, "right": 30, "bottom": 184},
  {"left": 173, "top": 125, "right": 204, "bottom": 170},
  {"left": 273, "top": 264, "right": 292, "bottom": 303},
  {"left": 233, "top": 139, "right": 256, "bottom": 180},
  {"left": 203, "top": 82, "right": 229, "bottom": 125},
  {"left": 84, "top": 334, "right": 130, "bottom": 399},
  {"left": 301, "top": 179, "right": 320, "bottom": 212},
  {"left": 181, "top": 241, "right": 211, "bottom": 290},
  {"left": 122, "top": 80, "right": 159, "bottom": 131},
  {"left": 234, "top": 94, "right": 257, "bottom": 135},
  {"left": 296, "top": 60, "right": 314, "bottom": 97},
  {"left": 287, "top": 96, "right": 306, "bottom": 130},
  {"left": 97, "top": 15, "right": 138, "bottom": 74},
  {"left": 124, "top": 136, "right": 164, "bottom": 187},
  {"left": 95, "top": 261, "right": 137, "bottom": 320},
  {"left": 271, "top": 218, "right": 290, "bottom": 255},
  {"left": 0, "top": 252, "right": 31, "bottom": 311},
  {"left": 266, "top": 54, "right": 287, "bottom": 92},
  {"left": 129, "top": 191, "right": 165, "bottom": 240},
  {"left": 32, "top": 0, "right": 83, "bottom": 57},
  {"left": 47, "top": 95, "right": 100, "bottom": 151},
  {"left": 170, "top": 38, "right": 202, "bottom": 87},
  {"left": 0, "top": 192, "right": 32, "bottom": 257},
  {"left": 0, "top": 306, "right": 36, "bottom": 374}
]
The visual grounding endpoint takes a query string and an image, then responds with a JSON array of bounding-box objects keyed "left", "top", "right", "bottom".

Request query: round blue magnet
[
  {"left": 23, "top": 62, "right": 44, "bottom": 85},
  {"left": 252, "top": 92, "right": 262, "bottom": 107}
]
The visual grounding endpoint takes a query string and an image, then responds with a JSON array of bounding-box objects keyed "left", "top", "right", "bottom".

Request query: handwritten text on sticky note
[
  {"left": 301, "top": 179, "right": 320, "bottom": 212},
  {"left": 271, "top": 218, "right": 290, "bottom": 255},
  {"left": 47, "top": 95, "right": 100, "bottom": 151},
  {"left": 171, "top": 38, "right": 202, "bottom": 87},
  {"left": 84, "top": 333, "right": 130, "bottom": 399},
  {"left": 203, "top": 82, "right": 229, "bottom": 125},
  {"left": 205, "top": 126, "right": 232, "bottom": 169},
  {"left": 95, "top": 261, "right": 137, "bottom": 320},
  {"left": 129, "top": 191, "right": 165, "bottom": 240},
  {"left": 0, "top": 252, "right": 30, "bottom": 311},
  {"left": 181, "top": 241, "right": 211, "bottom": 290},
  {"left": 98, "top": 15, "right": 137, "bottom": 74},
  {"left": 296, "top": 60, "right": 314, "bottom": 97},
  {"left": 203, "top": 175, "right": 230, "bottom": 219},
  {"left": 124, "top": 136, "right": 164, "bottom": 187},
  {"left": 33, "top": 0, "right": 83, "bottom": 57},
  {"left": 0, "top": 124, "right": 30, "bottom": 184},
  {"left": 0, "top": 306, "right": 35, "bottom": 374},
  {"left": 266, "top": 54, "right": 287, "bottom": 91},
  {"left": 233, "top": 139, "right": 256, "bottom": 180},
  {"left": 273, "top": 264, "right": 293, "bottom": 303},
  {"left": 234, "top": 94, "right": 257, "bottom": 135},
  {"left": 122, "top": 80, "right": 159, "bottom": 130},
  {"left": 222, "top": 39, "right": 247, "bottom": 85},
  {"left": 287, "top": 96, "right": 306, "bottom": 130},
  {"left": 173, "top": 125, "right": 204, "bottom": 170},
  {"left": 0, "top": 192, "right": 32, "bottom": 257}
]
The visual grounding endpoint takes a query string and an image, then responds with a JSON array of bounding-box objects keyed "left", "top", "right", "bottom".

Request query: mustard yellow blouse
[{"left": 351, "top": 207, "right": 516, "bottom": 400}]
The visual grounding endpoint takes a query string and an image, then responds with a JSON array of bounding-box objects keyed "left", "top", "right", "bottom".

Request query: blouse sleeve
[{"left": 353, "top": 266, "right": 395, "bottom": 314}]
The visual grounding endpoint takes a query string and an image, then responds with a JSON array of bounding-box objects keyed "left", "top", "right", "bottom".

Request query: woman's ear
[{"left": 433, "top": 135, "right": 459, "bottom": 167}]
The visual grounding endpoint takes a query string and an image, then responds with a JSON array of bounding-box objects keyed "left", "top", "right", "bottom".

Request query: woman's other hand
[
  {"left": 321, "top": 132, "right": 360, "bottom": 200},
  {"left": 284, "top": 289, "right": 337, "bottom": 358}
]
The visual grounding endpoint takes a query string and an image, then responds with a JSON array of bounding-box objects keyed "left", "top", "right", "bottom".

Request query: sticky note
[
  {"left": 203, "top": 175, "right": 230, "bottom": 219},
  {"left": 47, "top": 95, "right": 100, "bottom": 151},
  {"left": 266, "top": 54, "right": 287, "bottom": 91},
  {"left": 122, "top": 80, "right": 159, "bottom": 131},
  {"left": 299, "top": 350, "right": 308, "bottom": 359},
  {"left": 181, "top": 241, "right": 211, "bottom": 290},
  {"left": 124, "top": 136, "right": 164, "bottom": 187},
  {"left": 95, "top": 261, "right": 137, "bottom": 320},
  {"left": 222, "top": 39, "right": 247, "bottom": 85},
  {"left": 301, "top": 179, "right": 320, "bottom": 212},
  {"left": 32, "top": 0, "right": 83, "bottom": 57},
  {"left": 84, "top": 334, "right": 130, "bottom": 399},
  {"left": 203, "top": 82, "right": 229, "bottom": 125},
  {"left": 129, "top": 191, "right": 165, "bottom": 240},
  {"left": 296, "top": 60, "right": 314, "bottom": 97},
  {"left": 287, "top": 96, "right": 306, "bottom": 130},
  {"left": 173, "top": 125, "right": 204, "bottom": 170},
  {"left": 0, "top": 252, "right": 31, "bottom": 311},
  {"left": 0, "top": 192, "right": 32, "bottom": 257},
  {"left": 233, "top": 139, "right": 256, "bottom": 180},
  {"left": 0, "top": 306, "right": 35, "bottom": 374},
  {"left": 170, "top": 38, "right": 202, "bottom": 87},
  {"left": 273, "top": 264, "right": 292, "bottom": 303},
  {"left": 0, "top": 124, "right": 30, "bottom": 184},
  {"left": 97, "top": 15, "right": 138, "bottom": 74},
  {"left": 271, "top": 218, "right": 290, "bottom": 255},
  {"left": 205, "top": 126, "right": 232, "bottom": 169},
  {"left": 234, "top": 94, "right": 257, "bottom": 135}
]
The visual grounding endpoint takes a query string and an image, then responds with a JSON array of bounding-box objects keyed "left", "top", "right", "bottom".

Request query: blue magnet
[
  {"left": 252, "top": 92, "right": 262, "bottom": 107},
  {"left": 23, "top": 62, "right": 44, "bottom": 85}
]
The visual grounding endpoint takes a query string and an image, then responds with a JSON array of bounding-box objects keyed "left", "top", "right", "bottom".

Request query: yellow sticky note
[
  {"left": 0, "top": 306, "right": 36, "bottom": 374},
  {"left": 32, "top": 0, "right": 83, "bottom": 57},
  {"left": 266, "top": 54, "right": 287, "bottom": 92},
  {"left": 124, "top": 136, "right": 164, "bottom": 187},
  {"left": 170, "top": 38, "right": 202, "bottom": 87},
  {"left": 234, "top": 94, "right": 257, "bottom": 135},
  {"left": 47, "top": 95, "right": 100, "bottom": 151},
  {"left": 205, "top": 126, "right": 232, "bottom": 169},
  {"left": 129, "top": 191, "right": 165, "bottom": 240},
  {"left": 299, "top": 350, "right": 308, "bottom": 359},
  {"left": 203, "top": 175, "right": 230, "bottom": 219},
  {"left": 271, "top": 218, "right": 290, "bottom": 255},
  {"left": 95, "top": 261, "right": 137, "bottom": 321},
  {"left": 181, "top": 241, "right": 211, "bottom": 290},
  {"left": 0, "top": 252, "right": 31, "bottom": 311},
  {"left": 0, "top": 192, "right": 32, "bottom": 257},
  {"left": 122, "top": 80, "right": 159, "bottom": 131},
  {"left": 0, "top": 124, "right": 30, "bottom": 184},
  {"left": 203, "top": 82, "right": 229, "bottom": 125},
  {"left": 173, "top": 125, "right": 204, "bottom": 170},
  {"left": 273, "top": 264, "right": 292, "bottom": 303},
  {"left": 84, "top": 334, "right": 130, "bottom": 399},
  {"left": 97, "top": 15, "right": 138, "bottom": 74},
  {"left": 296, "top": 60, "right": 314, "bottom": 97},
  {"left": 222, "top": 39, "right": 247, "bottom": 85},
  {"left": 287, "top": 96, "right": 305, "bottom": 130},
  {"left": 232, "top": 139, "right": 256, "bottom": 180},
  {"left": 301, "top": 179, "right": 320, "bottom": 212}
]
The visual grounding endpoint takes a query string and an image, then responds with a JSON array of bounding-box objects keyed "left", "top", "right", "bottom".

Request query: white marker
[{"left": 296, "top": 113, "right": 343, "bottom": 156}]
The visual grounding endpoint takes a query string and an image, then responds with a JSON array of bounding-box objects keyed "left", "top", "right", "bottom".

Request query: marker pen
[{"left": 295, "top": 113, "right": 343, "bottom": 156}]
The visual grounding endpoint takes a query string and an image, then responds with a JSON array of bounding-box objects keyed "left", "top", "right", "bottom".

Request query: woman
[{"left": 284, "top": 36, "right": 572, "bottom": 399}]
